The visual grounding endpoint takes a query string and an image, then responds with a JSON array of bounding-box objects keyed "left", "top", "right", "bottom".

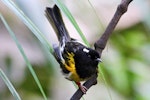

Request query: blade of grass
[
  {"left": 0, "top": 13, "right": 47, "bottom": 100},
  {"left": 98, "top": 64, "right": 112, "bottom": 100},
  {"left": 1, "top": 0, "right": 53, "bottom": 53},
  {"left": 0, "top": 68, "right": 21, "bottom": 100},
  {"left": 52, "top": 0, "right": 90, "bottom": 47},
  {"left": 87, "top": 1, "right": 112, "bottom": 100},
  {"left": 88, "top": 0, "right": 105, "bottom": 31}
]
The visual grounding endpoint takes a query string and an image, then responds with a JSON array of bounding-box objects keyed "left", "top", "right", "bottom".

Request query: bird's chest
[
  {"left": 74, "top": 53, "right": 98, "bottom": 79},
  {"left": 62, "top": 42, "right": 98, "bottom": 79}
]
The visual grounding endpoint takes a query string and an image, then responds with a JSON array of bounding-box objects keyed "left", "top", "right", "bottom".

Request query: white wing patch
[{"left": 83, "top": 48, "right": 89, "bottom": 53}]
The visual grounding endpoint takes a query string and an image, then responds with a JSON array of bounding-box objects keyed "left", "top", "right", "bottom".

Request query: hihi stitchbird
[{"left": 45, "top": 5, "right": 101, "bottom": 93}]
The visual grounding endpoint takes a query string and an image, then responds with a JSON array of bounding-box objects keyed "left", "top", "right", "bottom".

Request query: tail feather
[{"left": 45, "top": 5, "right": 70, "bottom": 44}]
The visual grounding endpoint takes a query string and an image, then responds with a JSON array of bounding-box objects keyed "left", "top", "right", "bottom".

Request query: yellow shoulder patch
[
  {"left": 62, "top": 52, "right": 75, "bottom": 72},
  {"left": 62, "top": 52, "right": 81, "bottom": 82}
]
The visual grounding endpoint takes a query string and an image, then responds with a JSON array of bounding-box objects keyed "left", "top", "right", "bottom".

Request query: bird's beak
[{"left": 96, "top": 58, "right": 102, "bottom": 62}]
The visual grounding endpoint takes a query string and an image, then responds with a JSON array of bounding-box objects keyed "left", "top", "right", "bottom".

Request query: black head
[
  {"left": 73, "top": 47, "right": 101, "bottom": 79},
  {"left": 83, "top": 48, "right": 101, "bottom": 63}
]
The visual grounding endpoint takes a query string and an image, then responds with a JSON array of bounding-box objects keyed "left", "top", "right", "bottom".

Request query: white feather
[{"left": 83, "top": 48, "right": 89, "bottom": 53}]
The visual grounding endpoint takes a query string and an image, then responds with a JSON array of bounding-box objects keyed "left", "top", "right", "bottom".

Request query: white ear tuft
[{"left": 83, "top": 48, "right": 89, "bottom": 53}]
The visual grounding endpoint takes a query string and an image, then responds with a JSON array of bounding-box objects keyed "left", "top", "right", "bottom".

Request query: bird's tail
[{"left": 45, "top": 5, "right": 70, "bottom": 44}]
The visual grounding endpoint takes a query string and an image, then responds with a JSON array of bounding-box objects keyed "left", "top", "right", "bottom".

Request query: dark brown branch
[
  {"left": 70, "top": 74, "right": 98, "bottom": 100},
  {"left": 95, "top": 0, "right": 133, "bottom": 57},
  {"left": 70, "top": 0, "right": 133, "bottom": 99}
]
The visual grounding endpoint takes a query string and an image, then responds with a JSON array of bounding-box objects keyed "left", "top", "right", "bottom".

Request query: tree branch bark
[
  {"left": 70, "top": 0, "right": 133, "bottom": 100},
  {"left": 70, "top": 74, "right": 97, "bottom": 100},
  {"left": 95, "top": 0, "right": 133, "bottom": 57}
]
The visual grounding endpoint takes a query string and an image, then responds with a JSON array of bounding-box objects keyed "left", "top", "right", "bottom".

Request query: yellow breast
[{"left": 62, "top": 52, "right": 83, "bottom": 82}]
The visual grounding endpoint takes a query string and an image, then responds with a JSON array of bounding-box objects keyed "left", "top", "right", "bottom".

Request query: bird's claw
[{"left": 79, "top": 85, "right": 88, "bottom": 94}]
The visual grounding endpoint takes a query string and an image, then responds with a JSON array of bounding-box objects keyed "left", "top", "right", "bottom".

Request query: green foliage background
[{"left": 0, "top": 0, "right": 150, "bottom": 100}]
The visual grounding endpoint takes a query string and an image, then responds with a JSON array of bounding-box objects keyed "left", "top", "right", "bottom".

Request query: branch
[
  {"left": 70, "top": 74, "right": 98, "bottom": 100},
  {"left": 95, "top": 0, "right": 133, "bottom": 57},
  {"left": 70, "top": 0, "right": 133, "bottom": 99}
]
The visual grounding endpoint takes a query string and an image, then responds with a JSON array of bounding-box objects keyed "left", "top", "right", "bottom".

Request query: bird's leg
[{"left": 75, "top": 82, "right": 88, "bottom": 94}]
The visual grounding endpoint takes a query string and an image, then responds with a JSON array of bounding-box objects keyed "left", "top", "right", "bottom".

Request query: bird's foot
[{"left": 76, "top": 82, "right": 88, "bottom": 94}]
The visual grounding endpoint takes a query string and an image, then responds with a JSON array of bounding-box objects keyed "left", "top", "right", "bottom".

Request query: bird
[{"left": 45, "top": 5, "right": 101, "bottom": 94}]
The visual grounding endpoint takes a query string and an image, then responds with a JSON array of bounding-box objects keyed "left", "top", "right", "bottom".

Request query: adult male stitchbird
[{"left": 45, "top": 5, "right": 101, "bottom": 93}]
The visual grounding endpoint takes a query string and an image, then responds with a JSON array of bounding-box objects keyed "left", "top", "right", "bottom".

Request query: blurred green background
[{"left": 0, "top": 0, "right": 150, "bottom": 100}]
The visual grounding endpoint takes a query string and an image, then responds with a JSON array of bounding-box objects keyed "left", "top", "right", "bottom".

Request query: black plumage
[{"left": 45, "top": 5, "right": 101, "bottom": 93}]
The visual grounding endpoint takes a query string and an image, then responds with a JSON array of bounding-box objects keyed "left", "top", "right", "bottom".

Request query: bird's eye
[{"left": 87, "top": 54, "right": 91, "bottom": 58}]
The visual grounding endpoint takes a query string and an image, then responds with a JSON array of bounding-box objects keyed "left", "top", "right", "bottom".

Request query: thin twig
[{"left": 70, "top": 0, "right": 133, "bottom": 99}]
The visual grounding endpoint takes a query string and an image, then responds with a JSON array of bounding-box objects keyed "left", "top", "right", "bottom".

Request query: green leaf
[
  {"left": 0, "top": 13, "right": 47, "bottom": 100},
  {"left": 1, "top": 0, "right": 53, "bottom": 53},
  {"left": 0, "top": 68, "right": 21, "bottom": 100},
  {"left": 88, "top": 0, "right": 104, "bottom": 31}
]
